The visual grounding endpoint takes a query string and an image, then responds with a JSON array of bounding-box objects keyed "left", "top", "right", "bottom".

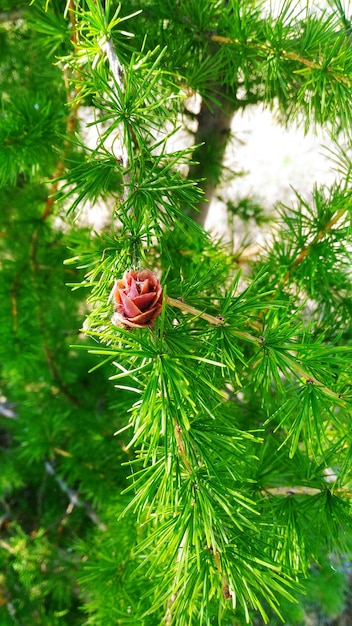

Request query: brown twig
[
  {"left": 262, "top": 485, "right": 352, "bottom": 498},
  {"left": 210, "top": 35, "right": 350, "bottom": 86},
  {"left": 212, "top": 548, "right": 232, "bottom": 600},
  {"left": 235, "top": 243, "right": 263, "bottom": 264},
  {"left": 174, "top": 422, "right": 192, "bottom": 473},
  {"left": 10, "top": 274, "right": 21, "bottom": 334},
  {"left": 166, "top": 297, "right": 347, "bottom": 408},
  {"left": 26, "top": 227, "right": 81, "bottom": 405},
  {"left": 283, "top": 206, "right": 347, "bottom": 283},
  {"left": 43, "top": 345, "right": 80, "bottom": 405},
  {"left": 166, "top": 295, "right": 224, "bottom": 326},
  {"left": 41, "top": 0, "right": 80, "bottom": 221}
]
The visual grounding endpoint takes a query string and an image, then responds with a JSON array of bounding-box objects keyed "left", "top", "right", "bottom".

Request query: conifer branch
[
  {"left": 168, "top": 424, "right": 232, "bottom": 618},
  {"left": 210, "top": 34, "right": 350, "bottom": 86},
  {"left": 166, "top": 296, "right": 346, "bottom": 406},
  {"left": 165, "top": 422, "right": 194, "bottom": 624},
  {"left": 166, "top": 425, "right": 192, "bottom": 622},
  {"left": 3, "top": 3, "right": 352, "bottom": 622},
  {"left": 284, "top": 206, "right": 348, "bottom": 282}
]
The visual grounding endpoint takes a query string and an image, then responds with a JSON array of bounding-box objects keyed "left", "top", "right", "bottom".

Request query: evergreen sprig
[{"left": 1, "top": 0, "right": 352, "bottom": 624}]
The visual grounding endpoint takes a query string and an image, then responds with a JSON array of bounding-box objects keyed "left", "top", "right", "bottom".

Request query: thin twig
[
  {"left": 98, "top": 38, "right": 130, "bottom": 176},
  {"left": 235, "top": 243, "right": 263, "bottom": 263},
  {"left": 166, "top": 295, "right": 224, "bottom": 326},
  {"left": 45, "top": 460, "right": 106, "bottom": 531},
  {"left": 284, "top": 206, "right": 347, "bottom": 282},
  {"left": 43, "top": 345, "right": 80, "bottom": 405},
  {"left": 41, "top": 0, "right": 80, "bottom": 221},
  {"left": 212, "top": 548, "right": 232, "bottom": 601},
  {"left": 10, "top": 273, "right": 21, "bottom": 334},
  {"left": 0, "top": 500, "right": 11, "bottom": 529},
  {"left": 164, "top": 424, "right": 191, "bottom": 624},
  {"left": 287, "top": 360, "right": 346, "bottom": 405},
  {"left": 210, "top": 34, "right": 350, "bottom": 86},
  {"left": 262, "top": 485, "right": 352, "bottom": 498},
  {"left": 0, "top": 402, "right": 17, "bottom": 419},
  {"left": 98, "top": 37, "right": 138, "bottom": 262},
  {"left": 165, "top": 531, "right": 187, "bottom": 625},
  {"left": 0, "top": 540, "right": 16, "bottom": 554},
  {"left": 174, "top": 422, "right": 192, "bottom": 473},
  {"left": 0, "top": 9, "right": 22, "bottom": 22},
  {"left": 166, "top": 296, "right": 347, "bottom": 407}
]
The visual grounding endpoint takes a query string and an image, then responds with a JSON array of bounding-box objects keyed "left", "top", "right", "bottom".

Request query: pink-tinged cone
[{"left": 111, "top": 269, "right": 163, "bottom": 328}]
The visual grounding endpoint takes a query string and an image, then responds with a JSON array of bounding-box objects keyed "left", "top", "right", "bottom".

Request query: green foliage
[
  {"left": 1, "top": 0, "right": 352, "bottom": 625},
  {"left": 0, "top": 524, "right": 82, "bottom": 625}
]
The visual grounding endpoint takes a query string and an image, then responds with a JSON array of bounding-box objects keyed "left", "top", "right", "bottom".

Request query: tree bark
[{"left": 188, "top": 96, "right": 235, "bottom": 227}]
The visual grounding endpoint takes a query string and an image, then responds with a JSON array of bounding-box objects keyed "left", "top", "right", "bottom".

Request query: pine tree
[{"left": 1, "top": 0, "right": 352, "bottom": 624}]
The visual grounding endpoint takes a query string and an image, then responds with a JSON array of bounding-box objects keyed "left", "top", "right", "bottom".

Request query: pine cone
[{"left": 111, "top": 269, "right": 163, "bottom": 328}]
